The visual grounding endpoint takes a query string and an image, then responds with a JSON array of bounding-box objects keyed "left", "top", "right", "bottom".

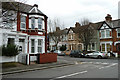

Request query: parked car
[
  {"left": 64, "top": 50, "right": 71, "bottom": 56},
  {"left": 69, "top": 50, "right": 84, "bottom": 58},
  {"left": 85, "top": 51, "right": 108, "bottom": 59},
  {"left": 54, "top": 50, "right": 65, "bottom": 56}
]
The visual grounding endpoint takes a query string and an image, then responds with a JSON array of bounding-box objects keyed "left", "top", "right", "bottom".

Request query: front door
[
  {"left": 116, "top": 43, "right": 120, "bottom": 55},
  {"left": 19, "top": 39, "right": 25, "bottom": 54}
]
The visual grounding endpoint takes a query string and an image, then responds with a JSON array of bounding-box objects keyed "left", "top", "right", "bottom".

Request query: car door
[
  {"left": 93, "top": 52, "right": 99, "bottom": 58},
  {"left": 88, "top": 53, "right": 94, "bottom": 57}
]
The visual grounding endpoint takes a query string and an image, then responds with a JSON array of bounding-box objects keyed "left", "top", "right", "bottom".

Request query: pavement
[{"left": 1, "top": 60, "right": 75, "bottom": 75}]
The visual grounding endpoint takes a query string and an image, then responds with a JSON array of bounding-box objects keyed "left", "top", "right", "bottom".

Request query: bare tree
[
  {"left": 1, "top": 0, "right": 27, "bottom": 28},
  {"left": 77, "top": 19, "right": 95, "bottom": 51},
  {"left": 48, "top": 18, "right": 65, "bottom": 50}
]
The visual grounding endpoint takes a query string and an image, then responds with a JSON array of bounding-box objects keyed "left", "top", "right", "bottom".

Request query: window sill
[
  {"left": 20, "top": 28, "right": 26, "bottom": 30},
  {"left": 100, "top": 37, "right": 112, "bottom": 39},
  {"left": 117, "top": 36, "right": 120, "bottom": 38},
  {"left": 68, "top": 39, "right": 74, "bottom": 40}
]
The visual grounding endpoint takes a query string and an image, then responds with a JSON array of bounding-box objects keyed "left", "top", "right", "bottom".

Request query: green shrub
[
  {"left": 2, "top": 44, "right": 19, "bottom": 57},
  {"left": 60, "top": 45, "right": 66, "bottom": 51}
]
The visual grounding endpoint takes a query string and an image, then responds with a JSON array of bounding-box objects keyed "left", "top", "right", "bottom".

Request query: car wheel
[
  {"left": 79, "top": 55, "right": 82, "bottom": 58},
  {"left": 97, "top": 55, "right": 102, "bottom": 59},
  {"left": 86, "top": 55, "right": 89, "bottom": 58}
]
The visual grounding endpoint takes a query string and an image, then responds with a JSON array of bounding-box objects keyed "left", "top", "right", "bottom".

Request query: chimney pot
[
  {"left": 105, "top": 14, "right": 112, "bottom": 22},
  {"left": 33, "top": 4, "right": 38, "bottom": 8}
]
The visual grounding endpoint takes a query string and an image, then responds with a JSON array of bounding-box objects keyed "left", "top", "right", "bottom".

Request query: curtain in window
[
  {"left": 31, "top": 18, "right": 35, "bottom": 29},
  {"left": 38, "top": 18, "right": 42, "bottom": 29},
  {"left": 21, "top": 16, "right": 26, "bottom": 29}
]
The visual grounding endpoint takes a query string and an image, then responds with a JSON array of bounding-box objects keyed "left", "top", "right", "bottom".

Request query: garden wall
[
  {"left": 38, "top": 53, "right": 57, "bottom": 64},
  {"left": 0, "top": 55, "right": 18, "bottom": 63}
]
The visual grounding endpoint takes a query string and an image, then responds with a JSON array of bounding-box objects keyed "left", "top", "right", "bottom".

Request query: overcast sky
[{"left": 26, "top": 0, "right": 119, "bottom": 28}]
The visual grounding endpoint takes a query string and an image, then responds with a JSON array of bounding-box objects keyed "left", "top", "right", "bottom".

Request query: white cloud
[{"left": 27, "top": 0, "right": 119, "bottom": 28}]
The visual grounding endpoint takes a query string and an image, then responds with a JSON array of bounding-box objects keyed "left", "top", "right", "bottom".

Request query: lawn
[{"left": 2, "top": 62, "right": 24, "bottom": 68}]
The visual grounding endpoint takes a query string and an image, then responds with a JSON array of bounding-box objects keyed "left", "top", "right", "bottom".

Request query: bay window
[
  {"left": 118, "top": 28, "right": 120, "bottom": 37},
  {"left": 38, "top": 18, "right": 42, "bottom": 29},
  {"left": 101, "top": 30, "right": 105, "bottom": 38},
  {"left": 102, "top": 44, "right": 105, "bottom": 52},
  {"left": 106, "top": 30, "right": 110, "bottom": 37},
  {"left": 38, "top": 39, "right": 42, "bottom": 53},
  {"left": 31, "top": 18, "right": 35, "bottom": 29},
  {"left": 101, "top": 29, "right": 111, "bottom": 38},
  {"left": 31, "top": 39, "right": 35, "bottom": 53},
  {"left": 21, "top": 16, "right": 26, "bottom": 29},
  {"left": 107, "top": 44, "right": 110, "bottom": 52}
]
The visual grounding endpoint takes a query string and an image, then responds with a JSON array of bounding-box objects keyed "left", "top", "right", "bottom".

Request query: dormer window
[
  {"left": 38, "top": 18, "right": 42, "bottom": 29},
  {"left": 21, "top": 16, "right": 26, "bottom": 29},
  {"left": 31, "top": 18, "right": 35, "bottom": 29}
]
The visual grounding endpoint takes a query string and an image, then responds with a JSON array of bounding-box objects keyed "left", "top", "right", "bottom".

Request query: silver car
[
  {"left": 85, "top": 51, "right": 108, "bottom": 59},
  {"left": 54, "top": 50, "right": 65, "bottom": 56}
]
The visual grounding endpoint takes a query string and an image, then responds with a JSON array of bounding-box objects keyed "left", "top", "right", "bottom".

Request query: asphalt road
[{"left": 2, "top": 56, "right": 119, "bottom": 79}]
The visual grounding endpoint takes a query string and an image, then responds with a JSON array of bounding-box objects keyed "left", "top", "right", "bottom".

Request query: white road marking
[
  {"left": 99, "top": 63, "right": 118, "bottom": 69},
  {"left": 56, "top": 70, "right": 87, "bottom": 79},
  {"left": 101, "top": 63, "right": 109, "bottom": 65},
  {"left": 99, "top": 67, "right": 105, "bottom": 69},
  {"left": 75, "top": 61, "right": 79, "bottom": 64}
]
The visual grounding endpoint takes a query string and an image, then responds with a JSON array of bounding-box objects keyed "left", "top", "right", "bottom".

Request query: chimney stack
[
  {"left": 105, "top": 14, "right": 112, "bottom": 22},
  {"left": 75, "top": 22, "right": 81, "bottom": 27},
  {"left": 33, "top": 4, "right": 38, "bottom": 8},
  {"left": 56, "top": 27, "right": 60, "bottom": 31}
]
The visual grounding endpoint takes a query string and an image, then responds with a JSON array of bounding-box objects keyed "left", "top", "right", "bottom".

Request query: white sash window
[
  {"left": 38, "top": 39, "right": 42, "bottom": 53},
  {"left": 38, "top": 18, "right": 42, "bottom": 29},
  {"left": 21, "top": 16, "right": 26, "bottom": 29}
]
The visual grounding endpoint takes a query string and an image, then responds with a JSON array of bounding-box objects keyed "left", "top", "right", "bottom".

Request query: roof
[
  {"left": 48, "top": 28, "right": 69, "bottom": 36},
  {"left": 98, "top": 19, "right": 120, "bottom": 30},
  {"left": 2, "top": 2, "right": 47, "bottom": 17}
]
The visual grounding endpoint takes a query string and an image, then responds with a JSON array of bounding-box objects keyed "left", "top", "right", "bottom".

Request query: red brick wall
[
  {"left": 39, "top": 53, "right": 57, "bottom": 64},
  {"left": 100, "top": 29, "right": 120, "bottom": 52},
  {"left": 17, "top": 12, "right": 20, "bottom": 31}
]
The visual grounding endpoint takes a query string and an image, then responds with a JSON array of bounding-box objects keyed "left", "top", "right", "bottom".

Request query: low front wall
[
  {"left": 0, "top": 56, "right": 18, "bottom": 63},
  {"left": 38, "top": 53, "right": 57, "bottom": 64}
]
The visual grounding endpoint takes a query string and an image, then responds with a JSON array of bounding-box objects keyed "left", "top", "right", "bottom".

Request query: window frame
[
  {"left": 106, "top": 43, "right": 111, "bottom": 52},
  {"left": 117, "top": 28, "right": 120, "bottom": 38},
  {"left": 20, "top": 16, "right": 26, "bottom": 29},
  {"left": 38, "top": 18, "right": 43, "bottom": 30},
  {"left": 102, "top": 44, "right": 105, "bottom": 52},
  {"left": 100, "top": 29, "right": 111, "bottom": 39},
  {"left": 38, "top": 39, "right": 42, "bottom": 53},
  {"left": 101, "top": 30, "right": 105, "bottom": 38},
  {"left": 31, "top": 17, "right": 35, "bottom": 29},
  {"left": 106, "top": 29, "right": 110, "bottom": 38},
  {"left": 31, "top": 39, "right": 35, "bottom": 53}
]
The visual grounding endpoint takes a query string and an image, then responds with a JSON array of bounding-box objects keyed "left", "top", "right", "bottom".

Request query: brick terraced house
[
  {"left": 98, "top": 14, "right": 120, "bottom": 54},
  {"left": 0, "top": 2, "right": 48, "bottom": 64}
]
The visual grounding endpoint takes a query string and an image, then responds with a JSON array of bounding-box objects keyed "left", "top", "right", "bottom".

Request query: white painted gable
[
  {"left": 69, "top": 29, "right": 73, "bottom": 33},
  {"left": 101, "top": 23, "right": 109, "bottom": 29}
]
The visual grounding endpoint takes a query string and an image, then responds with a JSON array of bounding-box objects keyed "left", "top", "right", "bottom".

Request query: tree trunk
[{"left": 84, "top": 44, "right": 88, "bottom": 51}]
